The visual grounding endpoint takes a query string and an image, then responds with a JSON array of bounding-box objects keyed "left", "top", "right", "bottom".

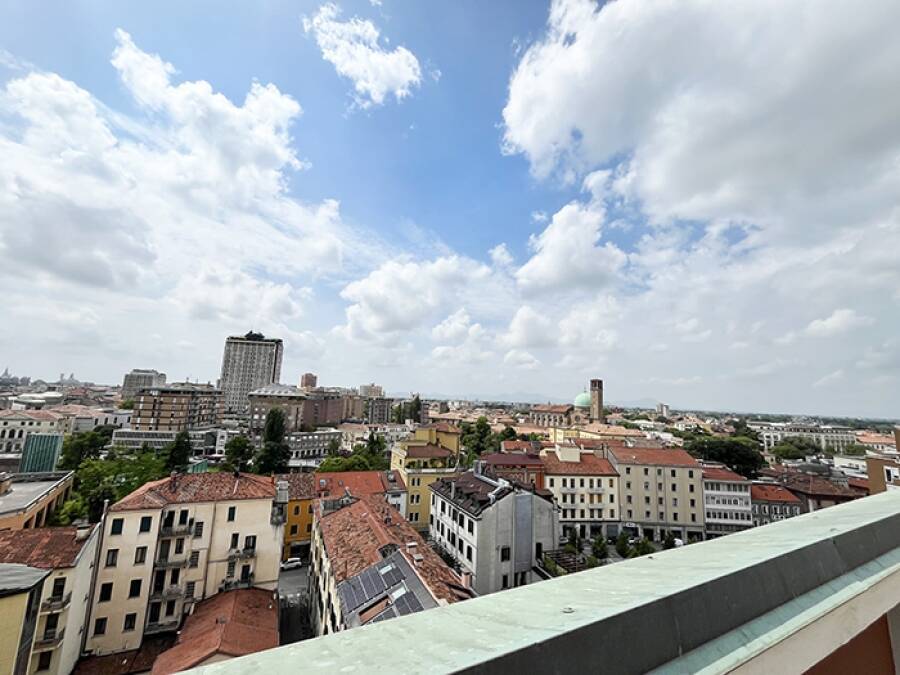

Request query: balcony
[
  {"left": 558, "top": 486, "right": 578, "bottom": 494},
  {"left": 187, "top": 491, "right": 900, "bottom": 675},
  {"left": 154, "top": 556, "right": 187, "bottom": 568},
  {"left": 220, "top": 573, "right": 254, "bottom": 592},
  {"left": 41, "top": 591, "right": 71, "bottom": 612},
  {"left": 227, "top": 547, "right": 257, "bottom": 560},
  {"left": 33, "top": 628, "right": 65, "bottom": 649},
  {"left": 144, "top": 620, "right": 179, "bottom": 635},
  {"left": 159, "top": 523, "right": 193, "bottom": 537},
  {"left": 149, "top": 584, "right": 184, "bottom": 600},
  {"left": 586, "top": 486, "right": 605, "bottom": 494}
]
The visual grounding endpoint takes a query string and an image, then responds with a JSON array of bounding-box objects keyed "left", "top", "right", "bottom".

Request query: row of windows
[
  {"left": 105, "top": 546, "right": 200, "bottom": 567},
  {"left": 558, "top": 492, "right": 612, "bottom": 504},
  {"left": 624, "top": 509, "right": 698, "bottom": 523},
  {"left": 626, "top": 495, "right": 697, "bottom": 508},
  {"left": 624, "top": 467, "right": 696, "bottom": 479},
  {"left": 705, "top": 482, "right": 750, "bottom": 492},
  {"left": 752, "top": 504, "right": 801, "bottom": 515},
  {"left": 705, "top": 511, "right": 752, "bottom": 521},
  {"left": 547, "top": 477, "right": 615, "bottom": 489},
  {"left": 289, "top": 523, "right": 313, "bottom": 535},
  {"left": 561, "top": 508, "right": 616, "bottom": 520},
  {"left": 625, "top": 481, "right": 696, "bottom": 494}
]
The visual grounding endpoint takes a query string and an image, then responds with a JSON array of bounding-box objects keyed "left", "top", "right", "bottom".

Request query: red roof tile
[
  {"left": 313, "top": 470, "right": 406, "bottom": 499},
  {"left": 482, "top": 452, "right": 543, "bottom": 467},
  {"left": 751, "top": 483, "right": 802, "bottom": 503},
  {"left": 499, "top": 440, "right": 540, "bottom": 453},
  {"left": 318, "top": 496, "right": 465, "bottom": 605},
  {"left": 151, "top": 589, "right": 278, "bottom": 675},
  {"left": 405, "top": 443, "right": 451, "bottom": 459},
  {"left": 110, "top": 472, "right": 275, "bottom": 511},
  {"left": 0, "top": 526, "right": 96, "bottom": 569},
  {"left": 610, "top": 446, "right": 699, "bottom": 468},
  {"left": 276, "top": 472, "right": 316, "bottom": 501},
  {"left": 531, "top": 404, "right": 573, "bottom": 414},
  {"left": 540, "top": 452, "right": 618, "bottom": 476},
  {"left": 701, "top": 466, "right": 748, "bottom": 482}
]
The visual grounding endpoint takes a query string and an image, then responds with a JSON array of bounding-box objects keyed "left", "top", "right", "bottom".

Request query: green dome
[{"left": 574, "top": 392, "right": 591, "bottom": 408}]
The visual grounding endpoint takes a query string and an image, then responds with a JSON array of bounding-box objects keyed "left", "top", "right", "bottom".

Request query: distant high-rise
[
  {"left": 300, "top": 372, "right": 318, "bottom": 389},
  {"left": 590, "top": 379, "right": 604, "bottom": 422},
  {"left": 219, "top": 332, "right": 283, "bottom": 413},
  {"left": 121, "top": 368, "right": 166, "bottom": 400},
  {"left": 359, "top": 383, "right": 384, "bottom": 398}
]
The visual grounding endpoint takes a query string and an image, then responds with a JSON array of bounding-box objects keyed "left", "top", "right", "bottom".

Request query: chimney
[
  {"left": 74, "top": 521, "right": 92, "bottom": 541},
  {"left": 169, "top": 471, "right": 178, "bottom": 491}
]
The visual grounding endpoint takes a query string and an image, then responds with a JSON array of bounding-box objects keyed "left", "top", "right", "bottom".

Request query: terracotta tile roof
[
  {"left": 276, "top": 472, "right": 316, "bottom": 501},
  {"left": 481, "top": 452, "right": 543, "bottom": 467},
  {"left": 610, "top": 446, "right": 700, "bottom": 468},
  {"left": 312, "top": 470, "right": 406, "bottom": 499},
  {"left": 110, "top": 472, "right": 275, "bottom": 512},
  {"left": 405, "top": 443, "right": 451, "bottom": 459},
  {"left": 0, "top": 526, "right": 96, "bottom": 569},
  {"left": 575, "top": 422, "right": 646, "bottom": 437},
  {"left": 540, "top": 451, "right": 618, "bottom": 476},
  {"left": 0, "top": 410, "right": 62, "bottom": 421},
  {"left": 751, "top": 483, "right": 802, "bottom": 504},
  {"left": 499, "top": 440, "right": 541, "bottom": 453},
  {"left": 319, "top": 496, "right": 465, "bottom": 605},
  {"left": 151, "top": 588, "right": 278, "bottom": 674},
  {"left": 701, "top": 466, "right": 748, "bottom": 482},
  {"left": 74, "top": 636, "right": 175, "bottom": 675},
  {"left": 531, "top": 404, "right": 572, "bottom": 414},
  {"left": 428, "top": 423, "right": 462, "bottom": 434},
  {"left": 778, "top": 473, "right": 862, "bottom": 499},
  {"left": 848, "top": 477, "right": 870, "bottom": 493}
]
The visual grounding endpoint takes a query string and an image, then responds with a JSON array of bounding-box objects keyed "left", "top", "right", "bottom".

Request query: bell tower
[{"left": 590, "top": 379, "right": 604, "bottom": 422}]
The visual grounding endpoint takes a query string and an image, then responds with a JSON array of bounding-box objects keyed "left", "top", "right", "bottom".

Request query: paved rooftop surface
[
  {"left": 0, "top": 474, "right": 69, "bottom": 516},
  {"left": 184, "top": 490, "right": 900, "bottom": 675}
]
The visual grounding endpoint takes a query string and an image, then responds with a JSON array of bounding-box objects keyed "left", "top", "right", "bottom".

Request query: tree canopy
[
  {"left": 318, "top": 433, "right": 389, "bottom": 472},
  {"left": 686, "top": 437, "right": 765, "bottom": 478},
  {"left": 771, "top": 436, "right": 820, "bottom": 461},
  {"left": 255, "top": 408, "right": 291, "bottom": 474},
  {"left": 163, "top": 430, "right": 192, "bottom": 471},
  {"left": 58, "top": 426, "right": 115, "bottom": 470},
  {"left": 223, "top": 435, "right": 254, "bottom": 472}
]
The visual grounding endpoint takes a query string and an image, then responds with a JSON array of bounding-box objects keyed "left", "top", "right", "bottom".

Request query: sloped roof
[
  {"left": 151, "top": 589, "right": 279, "bottom": 675},
  {"left": 110, "top": 472, "right": 275, "bottom": 511},
  {"left": 481, "top": 452, "right": 543, "bottom": 468},
  {"left": 540, "top": 451, "right": 618, "bottom": 476},
  {"left": 610, "top": 446, "right": 699, "bottom": 468},
  {"left": 0, "top": 526, "right": 95, "bottom": 569},
  {"left": 701, "top": 466, "right": 748, "bottom": 482},
  {"left": 751, "top": 483, "right": 801, "bottom": 503},
  {"left": 405, "top": 444, "right": 451, "bottom": 459},
  {"left": 313, "top": 470, "right": 406, "bottom": 499}
]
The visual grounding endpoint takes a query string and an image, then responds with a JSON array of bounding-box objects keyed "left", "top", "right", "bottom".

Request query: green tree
[
  {"left": 223, "top": 436, "right": 254, "bottom": 472},
  {"left": 76, "top": 450, "right": 167, "bottom": 522},
  {"left": 119, "top": 399, "right": 135, "bottom": 410},
  {"left": 585, "top": 555, "right": 600, "bottom": 568},
  {"left": 615, "top": 531, "right": 631, "bottom": 558},
  {"left": 408, "top": 394, "right": 422, "bottom": 422},
  {"left": 771, "top": 436, "right": 820, "bottom": 461},
  {"left": 663, "top": 532, "right": 676, "bottom": 549},
  {"left": 841, "top": 443, "right": 869, "bottom": 456},
  {"left": 631, "top": 538, "right": 655, "bottom": 557},
  {"left": 59, "top": 427, "right": 115, "bottom": 471},
  {"left": 687, "top": 437, "right": 765, "bottom": 478},
  {"left": 326, "top": 438, "right": 341, "bottom": 457},
  {"left": 255, "top": 409, "right": 291, "bottom": 474},
  {"left": 318, "top": 454, "right": 373, "bottom": 472},
  {"left": 163, "top": 431, "right": 192, "bottom": 471},
  {"left": 592, "top": 535, "right": 609, "bottom": 560},
  {"left": 462, "top": 416, "right": 493, "bottom": 456}
]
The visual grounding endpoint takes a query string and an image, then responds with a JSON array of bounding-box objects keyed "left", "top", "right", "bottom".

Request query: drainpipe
[{"left": 82, "top": 500, "right": 108, "bottom": 656}]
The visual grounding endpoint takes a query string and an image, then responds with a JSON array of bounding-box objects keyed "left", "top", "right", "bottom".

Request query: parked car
[{"left": 280, "top": 557, "right": 303, "bottom": 570}]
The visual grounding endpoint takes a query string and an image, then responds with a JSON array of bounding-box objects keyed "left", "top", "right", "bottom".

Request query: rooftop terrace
[{"left": 186, "top": 490, "right": 900, "bottom": 674}]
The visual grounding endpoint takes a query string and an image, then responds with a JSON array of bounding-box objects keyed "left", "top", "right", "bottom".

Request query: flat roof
[
  {"left": 0, "top": 472, "right": 72, "bottom": 517},
  {"left": 184, "top": 490, "right": 900, "bottom": 675},
  {"left": 0, "top": 563, "right": 49, "bottom": 596}
]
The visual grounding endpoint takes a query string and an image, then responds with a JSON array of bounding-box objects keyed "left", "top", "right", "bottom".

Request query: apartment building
[
  {"left": 867, "top": 456, "right": 900, "bottom": 493},
  {"left": 0, "top": 525, "right": 99, "bottom": 675},
  {"left": 430, "top": 467, "right": 559, "bottom": 595},
  {"left": 0, "top": 471, "right": 74, "bottom": 531},
  {"left": 481, "top": 452, "right": 545, "bottom": 489},
  {"left": 608, "top": 445, "right": 705, "bottom": 542},
  {"left": 753, "top": 422, "right": 857, "bottom": 452},
  {"left": 84, "top": 472, "right": 285, "bottom": 656},
  {"left": 48, "top": 405, "right": 131, "bottom": 435},
  {"left": 0, "top": 563, "right": 48, "bottom": 675},
  {"left": 750, "top": 483, "right": 802, "bottom": 526},
  {"left": 391, "top": 447, "right": 458, "bottom": 531},
  {"left": 365, "top": 397, "right": 393, "bottom": 424},
  {"left": 0, "top": 411, "right": 63, "bottom": 453},
  {"left": 700, "top": 463, "right": 752, "bottom": 537},
  {"left": 248, "top": 385, "right": 345, "bottom": 436},
  {"left": 132, "top": 384, "right": 222, "bottom": 432},
  {"left": 337, "top": 423, "right": 413, "bottom": 453},
  {"left": 539, "top": 444, "right": 620, "bottom": 540},
  {"left": 309, "top": 496, "right": 473, "bottom": 636},
  {"left": 219, "top": 332, "right": 283, "bottom": 414},
  {"left": 110, "top": 429, "right": 218, "bottom": 455},
  {"left": 285, "top": 428, "right": 341, "bottom": 470},
  {"left": 121, "top": 369, "right": 166, "bottom": 402}
]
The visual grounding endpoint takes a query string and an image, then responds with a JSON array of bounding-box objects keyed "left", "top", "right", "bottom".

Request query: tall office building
[
  {"left": 219, "top": 332, "right": 283, "bottom": 413},
  {"left": 299, "top": 373, "right": 318, "bottom": 389},
  {"left": 121, "top": 369, "right": 167, "bottom": 401},
  {"left": 132, "top": 384, "right": 222, "bottom": 432},
  {"left": 590, "top": 379, "right": 604, "bottom": 422}
]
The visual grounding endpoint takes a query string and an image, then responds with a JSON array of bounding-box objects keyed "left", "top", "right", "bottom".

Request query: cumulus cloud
[
  {"left": 805, "top": 308, "right": 874, "bottom": 338},
  {"left": 503, "top": 305, "right": 555, "bottom": 349},
  {"left": 489, "top": 243, "right": 513, "bottom": 268},
  {"left": 503, "top": 349, "right": 540, "bottom": 370},
  {"left": 303, "top": 3, "right": 422, "bottom": 108}
]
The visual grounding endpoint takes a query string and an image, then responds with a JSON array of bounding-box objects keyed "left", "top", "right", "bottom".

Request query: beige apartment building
[
  {"left": 540, "top": 444, "right": 621, "bottom": 540},
  {"left": 131, "top": 383, "right": 223, "bottom": 432},
  {"left": 0, "top": 411, "right": 63, "bottom": 453},
  {"left": 391, "top": 442, "right": 459, "bottom": 531},
  {"left": 608, "top": 445, "right": 705, "bottom": 542},
  {"left": 84, "top": 472, "right": 285, "bottom": 656},
  {"left": 0, "top": 525, "right": 99, "bottom": 675}
]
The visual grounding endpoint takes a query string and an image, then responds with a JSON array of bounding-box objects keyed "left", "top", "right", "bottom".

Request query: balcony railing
[
  {"left": 227, "top": 547, "right": 257, "bottom": 560},
  {"left": 149, "top": 584, "right": 184, "bottom": 600},
  {"left": 558, "top": 487, "right": 578, "bottom": 494},
  {"left": 33, "top": 628, "right": 65, "bottom": 648},
  {"left": 220, "top": 573, "right": 254, "bottom": 592},
  {"left": 154, "top": 556, "right": 187, "bottom": 568},
  {"left": 185, "top": 491, "right": 900, "bottom": 675},
  {"left": 41, "top": 591, "right": 72, "bottom": 612},
  {"left": 144, "top": 620, "right": 179, "bottom": 635},
  {"left": 586, "top": 487, "right": 605, "bottom": 494},
  {"left": 160, "top": 523, "right": 193, "bottom": 537}
]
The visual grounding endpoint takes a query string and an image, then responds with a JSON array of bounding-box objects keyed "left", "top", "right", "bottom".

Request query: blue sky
[{"left": 1, "top": 0, "right": 899, "bottom": 417}]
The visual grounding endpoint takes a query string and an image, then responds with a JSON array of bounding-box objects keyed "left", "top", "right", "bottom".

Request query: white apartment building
[
  {"left": 121, "top": 369, "right": 166, "bottom": 401},
  {"left": 85, "top": 472, "right": 285, "bottom": 656},
  {"left": 219, "top": 332, "right": 283, "bottom": 413},
  {"left": 539, "top": 444, "right": 621, "bottom": 540},
  {"left": 429, "top": 466, "right": 559, "bottom": 595},
  {"left": 753, "top": 422, "right": 857, "bottom": 452},
  {"left": 0, "top": 410, "right": 62, "bottom": 453},
  {"left": 286, "top": 428, "right": 342, "bottom": 470},
  {"left": 700, "top": 463, "right": 752, "bottom": 537},
  {"left": 0, "top": 524, "right": 99, "bottom": 675}
]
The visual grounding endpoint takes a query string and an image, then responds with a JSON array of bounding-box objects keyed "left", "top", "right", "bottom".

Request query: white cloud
[
  {"left": 303, "top": 3, "right": 423, "bottom": 108},
  {"left": 805, "top": 308, "right": 874, "bottom": 338},
  {"left": 503, "top": 305, "right": 555, "bottom": 349},
  {"left": 503, "top": 349, "right": 540, "bottom": 370},
  {"left": 516, "top": 199, "right": 626, "bottom": 294},
  {"left": 813, "top": 369, "right": 844, "bottom": 388},
  {"left": 431, "top": 308, "right": 478, "bottom": 343},
  {"left": 489, "top": 243, "right": 513, "bottom": 268}
]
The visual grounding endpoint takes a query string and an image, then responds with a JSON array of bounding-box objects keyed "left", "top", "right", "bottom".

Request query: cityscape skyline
[{"left": 2, "top": 0, "right": 899, "bottom": 420}]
